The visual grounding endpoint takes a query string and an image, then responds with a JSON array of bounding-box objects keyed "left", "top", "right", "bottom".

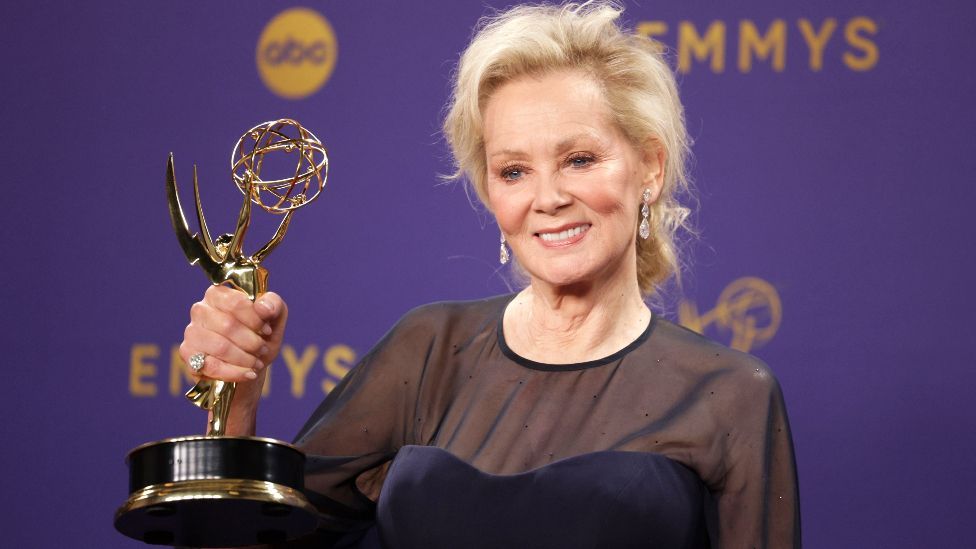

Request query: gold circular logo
[
  {"left": 715, "top": 276, "right": 782, "bottom": 351},
  {"left": 256, "top": 8, "right": 337, "bottom": 99}
]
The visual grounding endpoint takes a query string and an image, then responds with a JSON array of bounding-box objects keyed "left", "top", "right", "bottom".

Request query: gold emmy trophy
[{"left": 115, "top": 119, "right": 328, "bottom": 547}]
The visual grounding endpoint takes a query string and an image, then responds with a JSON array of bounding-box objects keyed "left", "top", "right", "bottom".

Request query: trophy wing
[
  {"left": 167, "top": 154, "right": 220, "bottom": 267},
  {"left": 192, "top": 164, "right": 219, "bottom": 261}
]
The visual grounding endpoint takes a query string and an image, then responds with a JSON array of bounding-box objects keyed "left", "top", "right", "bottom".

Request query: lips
[{"left": 535, "top": 223, "right": 591, "bottom": 244}]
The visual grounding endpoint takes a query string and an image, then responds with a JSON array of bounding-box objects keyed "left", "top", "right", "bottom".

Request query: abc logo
[{"left": 256, "top": 8, "right": 337, "bottom": 99}]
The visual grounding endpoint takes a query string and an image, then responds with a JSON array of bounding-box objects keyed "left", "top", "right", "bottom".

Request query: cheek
[
  {"left": 577, "top": 174, "right": 634, "bottom": 218},
  {"left": 585, "top": 192, "right": 628, "bottom": 216},
  {"left": 488, "top": 188, "right": 529, "bottom": 235}
]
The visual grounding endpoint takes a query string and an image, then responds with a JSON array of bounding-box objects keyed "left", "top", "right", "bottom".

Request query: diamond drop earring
[
  {"left": 639, "top": 189, "right": 652, "bottom": 240},
  {"left": 499, "top": 233, "right": 510, "bottom": 265}
]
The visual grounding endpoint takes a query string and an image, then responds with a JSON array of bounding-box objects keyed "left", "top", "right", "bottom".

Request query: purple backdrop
[{"left": 2, "top": 1, "right": 974, "bottom": 547}]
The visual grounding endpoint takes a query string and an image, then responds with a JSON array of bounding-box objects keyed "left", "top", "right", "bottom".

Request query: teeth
[{"left": 540, "top": 225, "right": 589, "bottom": 242}]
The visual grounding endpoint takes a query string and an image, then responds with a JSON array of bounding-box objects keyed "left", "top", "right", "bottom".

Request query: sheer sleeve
[
  {"left": 290, "top": 305, "right": 438, "bottom": 533},
  {"left": 709, "top": 359, "right": 801, "bottom": 549}
]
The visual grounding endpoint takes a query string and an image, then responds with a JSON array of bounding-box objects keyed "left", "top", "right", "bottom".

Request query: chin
[{"left": 530, "top": 266, "right": 594, "bottom": 289}]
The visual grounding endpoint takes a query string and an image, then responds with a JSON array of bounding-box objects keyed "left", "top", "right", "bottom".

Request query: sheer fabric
[{"left": 292, "top": 294, "right": 800, "bottom": 548}]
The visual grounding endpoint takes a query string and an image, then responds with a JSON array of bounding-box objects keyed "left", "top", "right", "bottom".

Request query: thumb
[{"left": 255, "top": 292, "right": 287, "bottom": 324}]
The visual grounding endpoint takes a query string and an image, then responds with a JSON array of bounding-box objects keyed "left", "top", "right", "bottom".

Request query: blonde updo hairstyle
[{"left": 443, "top": 1, "right": 692, "bottom": 296}]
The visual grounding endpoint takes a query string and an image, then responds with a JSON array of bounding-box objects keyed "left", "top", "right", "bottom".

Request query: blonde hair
[{"left": 443, "top": 1, "right": 692, "bottom": 296}]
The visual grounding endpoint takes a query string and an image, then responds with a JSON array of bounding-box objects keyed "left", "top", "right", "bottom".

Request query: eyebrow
[
  {"left": 554, "top": 132, "right": 599, "bottom": 153},
  {"left": 487, "top": 132, "right": 601, "bottom": 160}
]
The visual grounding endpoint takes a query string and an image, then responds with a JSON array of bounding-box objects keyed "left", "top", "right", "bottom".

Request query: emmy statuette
[{"left": 115, "top": 120, "right": 328, "bottom": 547}]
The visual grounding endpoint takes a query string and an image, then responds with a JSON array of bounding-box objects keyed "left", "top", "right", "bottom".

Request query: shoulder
[
  {"left": 648, "top": 316, "right": 782, "bottom": 402},
  {"left": 393, "top": 294, "right": 511, "bottom": 330},
  {"left": 382, "top": 293, "right": 512, "bottom": 344},
  {"left": 345, "top": 294, "right": 513, "bottom": 385},
  {"left": 350, "top": 294, "right": 512, "bottom": 391}
]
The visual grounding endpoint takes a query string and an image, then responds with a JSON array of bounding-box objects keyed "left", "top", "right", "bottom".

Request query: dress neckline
[
  {"left": 395, "top": 444, "right": 695, "bottom": 479},
  {"left": 495, "top": 295, "right": 657, "bottom": 371}
]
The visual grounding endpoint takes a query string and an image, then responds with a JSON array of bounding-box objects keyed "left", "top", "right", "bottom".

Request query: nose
[{"left": 531, "top": 172, "right": 571, "bottom": 214}]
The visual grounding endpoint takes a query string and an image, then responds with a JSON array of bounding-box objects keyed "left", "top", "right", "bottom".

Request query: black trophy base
[{"left": 115, "top": 436, "right": 317, "bottom": 547}]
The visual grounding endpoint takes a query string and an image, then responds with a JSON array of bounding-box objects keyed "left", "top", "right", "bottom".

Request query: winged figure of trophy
[
  {"left": 167, "top": 119, "right": 328, "bottom": 435},
  {"left": 116, "top": 119, "right": 328, "bottom": 547}
]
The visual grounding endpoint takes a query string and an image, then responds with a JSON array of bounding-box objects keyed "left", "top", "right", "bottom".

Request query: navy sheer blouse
[{"left": 289, "top": 295, "right": 800, "bottom": 548}]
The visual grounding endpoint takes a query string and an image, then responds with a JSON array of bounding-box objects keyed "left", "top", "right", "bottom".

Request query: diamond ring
[{"left": 189, "top": 352, "right": 206, "bottom": 373}]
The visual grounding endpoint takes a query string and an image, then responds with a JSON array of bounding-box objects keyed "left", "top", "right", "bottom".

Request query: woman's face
[{"left": 483, "top": 70, "right": 662, "bottom": 291}]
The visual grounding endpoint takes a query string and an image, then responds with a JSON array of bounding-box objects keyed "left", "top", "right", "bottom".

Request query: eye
[
  {"left": 567, "top": 152, "right": 596, "bottom": 168},
  {"left": 500, "top": 164, "right": 527, "bottom": 181}
]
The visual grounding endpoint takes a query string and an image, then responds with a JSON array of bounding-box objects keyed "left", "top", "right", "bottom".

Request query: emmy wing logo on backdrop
[
  {"left": 257, "top": 7, "right": 338, "bottom": 99},
  {"left": 678, "top": 276, "right": 782, "bottom": 352}
]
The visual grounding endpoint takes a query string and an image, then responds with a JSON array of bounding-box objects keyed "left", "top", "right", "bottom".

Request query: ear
[{"left": 639, "top": 137, "right": 666, "bottom": 202}]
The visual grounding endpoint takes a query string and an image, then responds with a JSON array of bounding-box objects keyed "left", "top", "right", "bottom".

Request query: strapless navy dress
[{"left": 290, "top": 296, "right": 800, "bottom": 548}]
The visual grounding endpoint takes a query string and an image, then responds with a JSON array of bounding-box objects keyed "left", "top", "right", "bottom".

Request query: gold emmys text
[
  {"left": 637, "top": 16, "right": 879, "bottom": 73},
  {"left": 128, "top": 343, "right": 356, "bottom": 398}
]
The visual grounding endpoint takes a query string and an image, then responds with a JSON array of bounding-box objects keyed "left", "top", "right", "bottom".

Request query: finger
[
  {"left": 183, "top": 324, "right": 266, "bottom": 372},
  {"left": 204, "top": 285, "right": 268, "bottom": 334},
  {"left": 192, "top": 303, "right": 268, "bottom": 357},
  {"left": 256, "top": 292, "right": 288, "bottom": 342},
  {"left": 180, "top": 345, "right": 257, "bottom": 383}
]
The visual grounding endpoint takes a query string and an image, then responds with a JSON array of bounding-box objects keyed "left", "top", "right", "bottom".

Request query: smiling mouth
[{"left": 536, "top": 224, "right": 591, "bottom": 243}]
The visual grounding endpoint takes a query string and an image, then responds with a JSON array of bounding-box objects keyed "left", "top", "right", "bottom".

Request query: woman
[{"left": 180, "top": 3, "right": 800, "bottom": 547}]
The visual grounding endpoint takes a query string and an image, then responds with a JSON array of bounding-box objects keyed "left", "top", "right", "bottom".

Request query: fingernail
[
  {"left": 245, "top": 370, "right": 258, "bottom": 380},
  {"left": 255, "top": 360, "right": 265, "bottom": 370},
  {"left": 261, "top": 324, "right": 272, "bottom": 336},
  {"left": 260, "top": 346, "right": 269, "bottom": 357},
  {"left": 257, "top": 300, "right": 275, "bottom": 314}
]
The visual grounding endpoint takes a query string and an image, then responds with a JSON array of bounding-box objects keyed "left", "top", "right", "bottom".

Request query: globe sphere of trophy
[
  {"left": 115, "top": 119, "right": 328, "bottom": 547},
  {"left": 232, "top": 119, "right": 328, "bottom": 215}
]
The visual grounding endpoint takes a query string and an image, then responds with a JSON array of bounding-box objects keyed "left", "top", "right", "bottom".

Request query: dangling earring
[
  {"left": 639, "top": 188, "right": 652, "bottom": 240},
  {"left": 499, "top": 233, "right": 510, "bottom": 265}
]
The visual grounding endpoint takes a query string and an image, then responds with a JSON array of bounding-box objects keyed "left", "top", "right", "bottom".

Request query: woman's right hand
[{"left": 178, "top": 285, "right": 289, "bottom": 435}]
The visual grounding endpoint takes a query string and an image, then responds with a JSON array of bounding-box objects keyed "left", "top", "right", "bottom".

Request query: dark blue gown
[{"left": 289, "top": 295, "right": 800, "bottom": 548}]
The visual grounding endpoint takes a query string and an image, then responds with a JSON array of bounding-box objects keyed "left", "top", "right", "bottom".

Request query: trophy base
[{"left": 115, "top": 436, "right": 318, "bottom": 547}]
